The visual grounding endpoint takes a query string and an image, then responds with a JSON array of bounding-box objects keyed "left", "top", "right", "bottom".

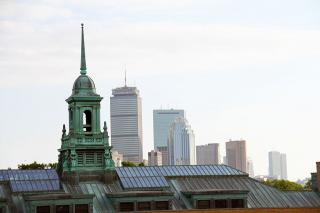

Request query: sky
[{"left": 1, "top": 0, "right": 320, "bottom": 181}]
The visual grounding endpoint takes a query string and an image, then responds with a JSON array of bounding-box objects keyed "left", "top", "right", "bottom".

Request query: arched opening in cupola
[{"left": 83, "top": 110, "right": 92, "bottom": 132}]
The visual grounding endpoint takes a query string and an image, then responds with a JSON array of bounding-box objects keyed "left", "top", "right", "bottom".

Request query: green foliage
[
  {"left": 121, "top": 161, "right": 137, "bottom": 167},
  {"left": 18, "top": 161, "right": 57, "bottom": 170},
  {"left": 138, "top": 162, "right": 145, "bottom": 167},
  {"left": 121, "top": 161, "right": 145, "bottom": 167},
  {"left": 303, "top": 179, "right": 312, "bottom": 190},
  {"left": 264, "top": 179, "right": 304, "bottom": 191}
]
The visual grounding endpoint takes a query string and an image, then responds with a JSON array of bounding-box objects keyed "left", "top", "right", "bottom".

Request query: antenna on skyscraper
[{"left": 124, "top": 65, "right": 127, "bottom": 87}]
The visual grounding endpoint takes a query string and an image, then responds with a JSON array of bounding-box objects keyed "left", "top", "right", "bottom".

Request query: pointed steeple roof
[
  {"left": 68, "top": 23, "right": 101, "bottom": 99},
  {"left": 80, "top": 23, "right": 87, "bottom": 75}
]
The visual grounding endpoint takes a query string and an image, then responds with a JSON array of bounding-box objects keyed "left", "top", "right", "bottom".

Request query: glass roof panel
[
  {"left": 201, "top": 165, "right": 210, "bottom": 175},
  {"left": 119, "top": 177, "right": 128, "bottom": 188}
]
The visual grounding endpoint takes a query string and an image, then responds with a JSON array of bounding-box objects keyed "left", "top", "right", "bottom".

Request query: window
[
  {"left": 83, "top": 110, "right": 92, "bottom": 132},
  {"left": 77, "top": 150, "right": 104, "bottom": 166},
  {"left": 96, "top": 153, "right": 103, "bottom": 164},
  {"left": 119, "top": 202, "right": 134, "bottom": 212},
  {"left": 86, "top": 152, "right": 94, "bottom": 164},
  {"left": 137, "top": 202, "right": 151, "bottom": 211},
  {"left": 197, "top": 200, "right": 210, "bottom": 209},
  {"left": 69, "top": 109, "right": 73, "bottom": 124},
  {"left": 56, "top": 205, "right": 69, "bottom": 213},
  {"left": 215, "top": 200, "right": 227, "bottom": 208},
  {"left": 231, "top": 199, "right": 245, "bottom": 208},
  {"left": 155, "top": 201, "right": 169, "bottom": 210},
  {"left": 75, "top": 204, "right": 89, "bottom": 213},
  {"left": 37, "top": 206, "right": 50, "bottom": 213},
  {"left": 78, "top": 152, "right": 84, "bottom": 165}
]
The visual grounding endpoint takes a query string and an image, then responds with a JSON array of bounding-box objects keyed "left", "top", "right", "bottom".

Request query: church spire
[{"left": 80, "top": 23, "right": 87, "bottom": 75}]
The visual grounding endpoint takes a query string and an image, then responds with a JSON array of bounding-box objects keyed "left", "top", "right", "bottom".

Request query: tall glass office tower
[
  {"left": 153, "top": 109, "right": 185, "bottom": 165},
  {"left": 153, "top": 109, "right": 185, "bottom": 149},
  {"left": 110, "top": 86, "right": 143, "bottom": 163},
  {"left": 167, "top": 117, "right": 196, "bottom": 165}
]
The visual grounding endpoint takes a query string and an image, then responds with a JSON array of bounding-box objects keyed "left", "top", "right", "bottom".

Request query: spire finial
[
  {"left": 80, "top": 23, "right": 87, "bottom": 75},
  {"left": 62, "top": 124, "right": 66, "bottom": 137}
]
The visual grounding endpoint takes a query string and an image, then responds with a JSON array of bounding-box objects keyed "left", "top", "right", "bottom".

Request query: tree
[
  {"left": 18, "top": 161, "right": 57, "bottom": 170},
  {"left": 304, "top": 179, "right": 312, "bottom": 190},
  {"left": 121, "top": 161, "right": 137, "bottom": 167},
  {"left": 138, "top": 162, "right": 145, "bottom": 167},
  {"left": 121, "top": 161, "right": 145, "bottom": 167},
  {"left": 264, "top": 179, "right": 304, "bottom": 191}
]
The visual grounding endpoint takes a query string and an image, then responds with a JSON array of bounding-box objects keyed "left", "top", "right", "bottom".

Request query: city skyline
[{"left": 1, "top": 0, "right": 320, "bottom": 181}]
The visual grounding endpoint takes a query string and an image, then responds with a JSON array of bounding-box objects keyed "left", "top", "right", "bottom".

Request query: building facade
[
  {"left": 157, "top": 146, "right": 169, "bottom": 166},
  {"left": 196, "top": 143, "right": 220, "bottom": 165},
  {"left": 226, "top": 140, "right": 247, "bottom": 173},
  {"left": 112, "top": 150, "right": 123, "bottom": 167},
  {"left": 148, "top": 150, "right": 162, "bottom": 166},
  {"left": 167, "top": 117, "right": 196, "bottom": 165},
  {"left": 110, "top": 86, "right": 143, "bottom": 163},
  {"left": 153, "top": 109, "right": 185, "bottom": 165},
  {"left": 153, "top": 109, "right": 185, "bottom": 149},
  {"left": 268, "top": 151, "right": 287, "bottom": 180},
  {"left": 247, "top": 158, "right": 254, "bottom": 178}
]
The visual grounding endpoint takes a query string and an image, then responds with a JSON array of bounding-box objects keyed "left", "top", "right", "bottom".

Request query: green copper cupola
[{"left": 58, "top": 24, "right": 114, "bottom": 176}]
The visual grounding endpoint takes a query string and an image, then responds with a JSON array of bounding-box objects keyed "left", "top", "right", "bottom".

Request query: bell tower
[{"left": 58, "top": 24, "right": 114, "bottom": 176}]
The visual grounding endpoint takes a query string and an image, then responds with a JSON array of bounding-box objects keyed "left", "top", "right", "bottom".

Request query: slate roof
[{"left": 1, "top": 165, "right": 320, "bottom": 213}]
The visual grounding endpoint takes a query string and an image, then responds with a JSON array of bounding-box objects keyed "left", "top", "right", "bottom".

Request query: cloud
[{"left": 1, "top": 17, "right": 320, "bottom": 88}]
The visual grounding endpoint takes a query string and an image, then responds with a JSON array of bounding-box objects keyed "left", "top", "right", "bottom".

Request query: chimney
[{"left": 317, "top": 162, "right": 320, "bottom": 191}]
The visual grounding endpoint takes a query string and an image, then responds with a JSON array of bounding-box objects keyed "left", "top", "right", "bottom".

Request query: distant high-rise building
[
  {"left": 110, "top": 85, "right": 143, "bottom": 163},
  {"left": 143, "top": 159, "right": 148, "bottom": 166},
  {"left": 269, "top": 151, "right": 281, "bottom": 179},
  {"left": 167, "top": 117, "right": 196, "bottom": 165},
  {"left": 280, "top": 153, "right": 287, "bottom": 180},
  {"left": 196, "top": 143, "right": 220, "bottom": 165},
  {"left": 112, "top": 150, "right": 123, "bottom": 167},
  {"left": 223, "top": 156, "right": 227, "bottom": 165},
  {"left": 157, "top": 146, "right": 168, "bottom": 166},
  {"left": 148, "top": 150, "right": 162, "bottom": 166},
  {"left": 247, "top": 158, "right": 254, "bottom": 177},
  {"left": 269, "top": 151, "right": 287, "bottom": 180},
  {"left": 153, "top": 109, "right": 185, "bottom": 165},
  {"left": 226, "top": 140, "right": 247, "bottom": 172}
]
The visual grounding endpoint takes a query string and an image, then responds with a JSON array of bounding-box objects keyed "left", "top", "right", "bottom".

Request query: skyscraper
[
  {"left": 280, "top": 153, "right": 287, "bottom": 180},
  {"left": 196, "top": 143, "right": 220, "bottom": 165},
  {"left": 110, "top": 85, "right": 143, "bottom": 163},
  {"left": 153, "top": 109, "right": 185, "bottom": 165},
  {"left": 269, "top": 151, "right": 287, "bottom": 180},
  {"left": 167, "top": 117, "right": 196, "bottom": 165},
  {"left": 157, "top": 146, "right": 169, "bottom": 166},
  {"left": 153, "top": 109, "right": 185, "bottom": 149},
  {"left": 225, "top": 140, "right": 247, "bottom": 172},
  {"left": 247, "top": 158, "right": 254, "bottom": 178},
  {"left": 148, "top": 150, "right": 162, "bottom": 166}
]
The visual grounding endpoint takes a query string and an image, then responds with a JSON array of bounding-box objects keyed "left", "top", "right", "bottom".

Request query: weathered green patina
[
  {"left": 24, "top": 193, "right": 94, "bottom": 213},
  {"left": 58, "top": 24, "right": 114, "bottom": 175}
]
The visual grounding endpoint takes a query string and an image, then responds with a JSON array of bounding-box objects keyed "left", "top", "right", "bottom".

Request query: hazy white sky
[{"left": 1, "top": 0, "right": 320, "bottom": 181}]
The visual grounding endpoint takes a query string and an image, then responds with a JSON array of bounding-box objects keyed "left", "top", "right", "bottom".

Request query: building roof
[{"left": 0, "top": 165, "right": 320, "bottom": 212}]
